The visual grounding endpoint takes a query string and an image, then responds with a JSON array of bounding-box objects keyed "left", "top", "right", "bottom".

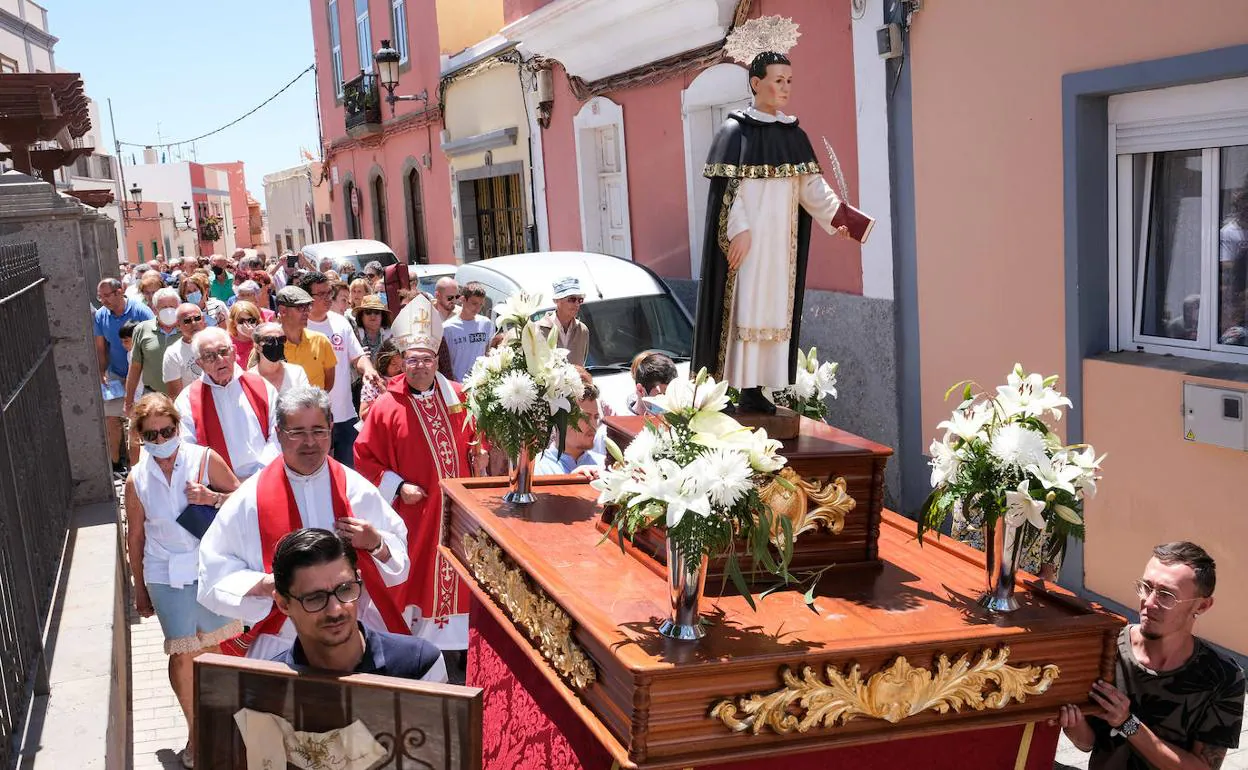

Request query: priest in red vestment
[{"left": 355, "top": 295, "right": 485, "bottom": 653}]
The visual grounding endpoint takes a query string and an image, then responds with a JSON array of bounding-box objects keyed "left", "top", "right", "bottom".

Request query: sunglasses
[
  {"left": 257, "top": 335, "right": 286, "bottom": 345},
  {"left": 140, "top": 425, "right": 177, "bottom": 443},
  {"left": 562, "top": 296, "right": 585, "bottom": 304},
  {"left": 198, "top": 347, "right": 233, "bottom": 363},
  {"left": 237, "top": 317, "right": 259, "bottom": 325},
  {"left": 180, "top": 315, "right": 203, "bottom": 325}
]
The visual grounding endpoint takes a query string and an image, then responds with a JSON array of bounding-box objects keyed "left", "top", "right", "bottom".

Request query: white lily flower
[
  {"left": 495, "top": 292, "right": 544, "bottom": 329},
  {"left": 1026, "top": 458, "right": 1082, "bottom": 496},
  {"left": 724, "top": 428, "right": 785, "bottom": 473},
  {"left": 937, "top": 402, "right": 991, "bottom": 442},
  {"left": 591, "top": 467, "right": 632, "bottom": 506},
  {"left": 929, "top": 435, "right": 961, "bottom": 488},
  {"left": 521, "top": 322, "right": 552, "bottom": 379},
  {"left": 814, "top": 361, "right": 839, "bottom": 398},
  {"left": 995, "top": 365, "right": 1073, "bottom": 420},
  {"left": 1004, "top": 481, "right": 1047, "bottom": 530}
]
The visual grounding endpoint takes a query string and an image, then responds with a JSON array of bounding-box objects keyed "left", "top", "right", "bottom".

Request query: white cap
[{"left": 552, "top": 276, "right": 584, "bottom": 300}]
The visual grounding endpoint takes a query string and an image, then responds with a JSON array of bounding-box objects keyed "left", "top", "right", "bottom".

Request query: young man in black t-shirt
[
  {"left": 1058, "top": 541, "right": 1243, "bottom": 769},
  {"left": 270, "top": 528, "right": 447, "bottom": 682}
]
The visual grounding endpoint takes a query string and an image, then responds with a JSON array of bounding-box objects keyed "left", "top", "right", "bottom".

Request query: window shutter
[{"left": 1111, "top": 75, "right": 1248, "bottom": 154}]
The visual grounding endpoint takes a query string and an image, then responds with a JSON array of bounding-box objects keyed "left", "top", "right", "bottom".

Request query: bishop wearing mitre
[
  {"left": 692, "top": 16, "right": 871, "bottom": 414},
  {"left": 354, "top": 295, "right": 484, "bottom": 658}
]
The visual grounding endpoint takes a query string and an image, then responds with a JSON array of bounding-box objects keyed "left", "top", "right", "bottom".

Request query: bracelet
[{"left": 368, "top": 539, "right": 386, "bottom": 556}]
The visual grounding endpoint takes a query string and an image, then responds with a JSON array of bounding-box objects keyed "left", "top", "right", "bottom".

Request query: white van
[
  {"left": 300, "top": 239, "right": 398, "bottom": 276},
  {"left": 454, "top": 252, "right": 692, "bottom": 414}
]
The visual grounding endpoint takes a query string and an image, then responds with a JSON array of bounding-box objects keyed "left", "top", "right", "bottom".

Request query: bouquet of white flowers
[
  {"left": 464, "top": 293, "right": 584, "bottom": 467},
  {"left": 919, "top": 364, "right": 1104, "bottom": 568},
  {"left": 592, "top": 369, "right": 795, "bottom": 608},
  {"left": 767, "top": 347, "right": 839, "bottom": 419}
]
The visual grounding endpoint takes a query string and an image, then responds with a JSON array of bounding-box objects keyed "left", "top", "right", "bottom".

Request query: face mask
[
  {"left": 212, "top": 266, "right": 225, "bottom": 276},
  {"left": 186, "top": 291, "right": 203, "bottom": 305},
  {"left": 144, "top": 434, "right": 181, "bottom": 459},
  {"left": 158, "top": 308, "right": 178, "bottom": 326},
  {"left": 259, "top": 338, "right": 286, "bottom": 363}
]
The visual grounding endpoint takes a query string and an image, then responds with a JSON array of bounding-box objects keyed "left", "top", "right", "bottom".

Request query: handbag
[{"left": 176, "top": 448, "right": 218, "bottom": 540}]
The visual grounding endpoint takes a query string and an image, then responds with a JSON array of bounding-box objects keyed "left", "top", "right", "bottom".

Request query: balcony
[{"left": 343, "top": 73, "right": 382, "bottom": 138}]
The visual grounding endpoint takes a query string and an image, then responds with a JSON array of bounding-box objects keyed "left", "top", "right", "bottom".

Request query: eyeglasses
[
  {"left": 140, "top": 425, "right": 178, "bottom": 443},
  {"left": 404, "top": 356, "right": 437, "bottom": 367},
  {"left": 561, "top": 296, "right": 585, "bottom": 304},
  {"left": 257, "top": 335, "right": 286, "bottom": 346},
  {"left": 280, "top": 427, "right": 332, "bottom": 441},
  {"left": 310, "top": 289, "right": 331, "bottom": 299},
  {"left": 197, "top": 347, "right": 234, "bottom": 363},
  {"left": 1133, "top": 579, "right": 1204, "bottom": 611},
  {"left": 180, "top": 315, "right": 203, "bottom": 325},
  {"left": 289, "top": 579, "right": 362, "bottom": 613}
]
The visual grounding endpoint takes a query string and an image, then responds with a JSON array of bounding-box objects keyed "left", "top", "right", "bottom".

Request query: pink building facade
[
  {"left": 206, "top": 161, "right": 253, "bottom": 248},
  {"left": 309, "top": 0, "right": 454, "bottom": 264}
]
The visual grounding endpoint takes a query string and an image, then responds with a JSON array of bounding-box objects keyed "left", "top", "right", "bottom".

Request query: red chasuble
[
  {"left": 186, "top": 372, "right": 270, "bottom": 472},
  {"left": 218, "top": 457, "right": 408, "bottom": 656},
  {"left": 354, "top": 373, "right": 473, "bottom": 648}
]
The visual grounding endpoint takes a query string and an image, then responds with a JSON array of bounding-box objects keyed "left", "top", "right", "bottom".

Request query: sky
[{"left": 49, "top": 0, "right": 321, "bottom": 202}]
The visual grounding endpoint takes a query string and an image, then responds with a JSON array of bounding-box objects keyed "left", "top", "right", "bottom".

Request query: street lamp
[
  {"left": 124, "top": 182, "right": 142, "bottom": 214},
  {"left": 175, "top": 201, "right": 196, "bottom": 232},
  {"left": 374, "top": 39, "right": 427, "bottom": 116}
]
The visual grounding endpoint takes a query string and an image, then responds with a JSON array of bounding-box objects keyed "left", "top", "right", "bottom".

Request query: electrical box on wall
[{"left": 1183, "top": 383, "right": 1247, "bottom": 451}]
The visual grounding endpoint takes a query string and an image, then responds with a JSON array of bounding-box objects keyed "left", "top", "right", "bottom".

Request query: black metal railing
[
  {"left": 343, "top": 72, "right": 382, "bottom": 133},
  {"left": 0, "top": 242, "right": 72, "bottom": 768}
]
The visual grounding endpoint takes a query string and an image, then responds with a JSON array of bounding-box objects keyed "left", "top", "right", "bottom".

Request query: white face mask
[
  {"left": 158, "top": 308, "right": 178, "bottom": 326},
  {"left": 144, "top": 434, "right": 181, "bottom": 459}
]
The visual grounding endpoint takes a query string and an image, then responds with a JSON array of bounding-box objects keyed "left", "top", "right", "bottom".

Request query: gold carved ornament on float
[
  {"left": 709, "top": 646, "right": 1060, "bottom": 735},
  {"left": 757, "top": 468, "right": 855, "bottom": 550},
  {"left": 462, "top": 531, "right": 598, "bottom": 691}
]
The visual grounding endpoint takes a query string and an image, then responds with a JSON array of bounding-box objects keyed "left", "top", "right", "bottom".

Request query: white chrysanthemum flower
[
  {"left": 623, "top": 428, "right": 659, "bottom": 464},
  {"left": 988, "top": 423, "right": 1049, "bottom": 468},
  {"left": 792, "top": 369, "right": 818, "bottom": 400},
  {"left": 496, "top": 371, "right": 538, "bottom": 414},
  {"left": 697, "top": 448, "right": 754, "bottom": 508}
]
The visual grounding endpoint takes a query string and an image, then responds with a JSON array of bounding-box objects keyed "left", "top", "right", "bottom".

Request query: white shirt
[
  {"left": 131, "top": 442, "right": 211, "bottom": 588},
  {"left": 197, "top": 460, "right": 410, "bottom": 661},
  {"left": 309, "top": 312, "right": 364, "bottom": 422},
  {"left": 174, "top": 365, "right": 281, "bottom": 480},
  {"left": 249, "top": 362, "right": 310, "bottom": 395},
  {"left": 162, "top": 338, "right": 203, "bottom": 388}
]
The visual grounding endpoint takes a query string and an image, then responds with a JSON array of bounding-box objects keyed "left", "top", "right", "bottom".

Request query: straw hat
[{"left": 355, "top": 294, "right": 393, "bottom": 326}]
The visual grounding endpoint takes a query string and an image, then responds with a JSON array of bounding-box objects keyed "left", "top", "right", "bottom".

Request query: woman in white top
[
  {"left": 248, "top": 321, "right": 310, "bottom": 394},
  {"left": 124, "top": 393, "right": 241, "bottom": 768}
]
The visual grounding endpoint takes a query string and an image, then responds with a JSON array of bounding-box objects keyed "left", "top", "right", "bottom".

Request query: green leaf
[
  {"left": 726, "top": 556, "right": 757, "bottom": 611},
  {"left": 963, "top": 383, "right": 974, "bottom": 402},
  {"left": 944, "top": 380, "right": 973, "bottom": 402}
]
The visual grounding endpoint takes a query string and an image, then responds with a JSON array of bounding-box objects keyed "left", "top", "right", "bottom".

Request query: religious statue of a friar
[{"left": 692, "top": 16, "right": 873, "bottom": 415}]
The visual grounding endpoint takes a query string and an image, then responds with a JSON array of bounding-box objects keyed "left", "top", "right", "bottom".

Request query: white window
[
  {"left": 1111, "top": 76, "right": 1248, "bottom": 363},
  {"left": 355, "top": 0, "right": 372, "bottom": 74},
  {"left": 328, "top": 0, "right": 344, "bottom": 98},
  {"left": 392, "top": 0, "right": 408, "bottom": 64}
]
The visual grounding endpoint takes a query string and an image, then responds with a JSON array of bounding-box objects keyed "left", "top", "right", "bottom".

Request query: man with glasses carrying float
[
  {"left": 1057, "top": 542, "right": 1243, "bottom": 769},
  {"left": 197, "top": 386, "right": 411, "bottom": 661},
  {"left": 173, "top": 327, "right": 281, "bottom": 482},
  {"left": 536, "top": 275, "right": 590, "bottom": 367},
  {"left": 270, "top": 527, "right": 446, "bottom": 682},
  {"left": 355, "top": 295, "right": 487, "bottom": 680}
]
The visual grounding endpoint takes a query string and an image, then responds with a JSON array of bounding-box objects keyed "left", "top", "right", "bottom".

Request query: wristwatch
[
  {"left": 1115, "top": 714, "right": 1142, "bottom": 738},
  {"left": 368, "top": 539, "right": 386, "bottom": 557}
]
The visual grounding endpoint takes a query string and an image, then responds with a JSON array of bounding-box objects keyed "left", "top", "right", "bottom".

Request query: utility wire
[{"left": 117, "top": 64, "right": 316, "bottom": 149}]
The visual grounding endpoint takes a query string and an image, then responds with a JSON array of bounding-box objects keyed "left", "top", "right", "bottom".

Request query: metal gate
[{"left": 0, "top": 242, "right": 72, "bottom": 767}]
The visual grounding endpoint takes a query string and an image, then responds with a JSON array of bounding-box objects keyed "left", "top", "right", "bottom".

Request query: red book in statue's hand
[{"left": 832, "top": 202, "right": 876, "bottom": 244}]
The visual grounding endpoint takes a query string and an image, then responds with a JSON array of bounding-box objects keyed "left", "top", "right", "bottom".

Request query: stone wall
[{"left": 0, "top": 172, "right": 116, "bottom": 504}]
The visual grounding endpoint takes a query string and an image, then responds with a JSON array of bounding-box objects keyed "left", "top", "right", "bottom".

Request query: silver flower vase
[
  {"left": 979, "top": 516, "right": 1025, "bottom": 613},
  {"left": 658, "top": 539, "right": 708, "bottom": 641},
  {"left": 504, "top": 445, "right": 536, "bottom": 505}
]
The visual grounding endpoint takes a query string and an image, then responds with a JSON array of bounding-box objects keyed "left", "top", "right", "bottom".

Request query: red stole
[
  {"left": 187, "top": 372, "right": 270, "bottom": 472},
  {"left": 218, "top": 458, "right": 409, "bottom": 656}
]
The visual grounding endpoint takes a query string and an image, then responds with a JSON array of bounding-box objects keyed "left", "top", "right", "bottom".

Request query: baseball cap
[
  {"left": 276, "top": 285, "right": 314, "bottom": 306},
  {"left": 552, "top": 276, "right": 584, "bottom": 300}
]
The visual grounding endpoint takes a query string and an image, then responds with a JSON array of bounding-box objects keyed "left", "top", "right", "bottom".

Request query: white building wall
[{"left": 263, "top": 164, "right": 314, "bottom": 255}]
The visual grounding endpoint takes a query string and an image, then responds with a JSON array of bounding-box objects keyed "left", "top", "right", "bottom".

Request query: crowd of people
[{"left": 95, "top": 248, "right": 681, "bottom": 767}]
